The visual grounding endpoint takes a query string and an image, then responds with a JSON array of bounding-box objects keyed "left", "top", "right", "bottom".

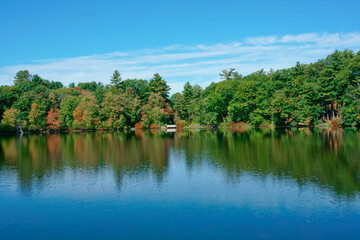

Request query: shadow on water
[{"left": 0, "top": 128, "right": 359, "bottom": 197}]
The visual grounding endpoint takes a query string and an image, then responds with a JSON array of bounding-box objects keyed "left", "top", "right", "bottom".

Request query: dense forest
[{"left": 0, "top": 49, "right": 359, "bottom": 132}]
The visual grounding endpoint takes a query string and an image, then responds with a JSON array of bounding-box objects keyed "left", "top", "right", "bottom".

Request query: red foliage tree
[{"left": 46, "top": 108, "right": 60, "bottom": 130}]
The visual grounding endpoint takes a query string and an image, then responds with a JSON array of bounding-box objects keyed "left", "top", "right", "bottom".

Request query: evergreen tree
[
  {"left": 110, "top": 70, "right": 122, "bottom": 85},
  {"left": 148, "top": 73, "right": 170, "bottom": 100}
]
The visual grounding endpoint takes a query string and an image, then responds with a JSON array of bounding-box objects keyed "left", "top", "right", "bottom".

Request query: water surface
[{"left": 1, "top": 129, "right": 360, "bottom": 239}]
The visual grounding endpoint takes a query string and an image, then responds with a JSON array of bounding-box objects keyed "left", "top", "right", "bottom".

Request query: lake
[{"left": 0, "top": 128, "right": 360, "bottom": 239}]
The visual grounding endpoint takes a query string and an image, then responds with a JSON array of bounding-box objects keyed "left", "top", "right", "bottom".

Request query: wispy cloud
[{"left": 1, "top": 32, "right": 360, "bottom": 94}]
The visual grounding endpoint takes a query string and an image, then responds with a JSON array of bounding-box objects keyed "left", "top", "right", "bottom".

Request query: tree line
[{"left": 0, "top": 49, "right": 359, "bottom": 132}]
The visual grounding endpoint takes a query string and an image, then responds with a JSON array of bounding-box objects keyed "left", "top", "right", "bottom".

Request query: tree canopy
[{"left": 1, "top": 50, "right": 359, "bottom": 132}]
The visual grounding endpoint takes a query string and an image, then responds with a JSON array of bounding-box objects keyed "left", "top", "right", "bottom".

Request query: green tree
[
  {"left": 0, "top": 108, "right": 20, "bottom": 130},
  {"left": 204, "top": 79, "right": 237, "bottom": 124},
  {"left": 120, "top": 79, "right": 150, "bottom": 103},
  {"left": 178, "top": 82, "right": 203, "bottom": 124},
  {"left": 77, "top": 81, "right": 103, "bottom": 92},
  {"left": 28, "top": 102, "right": 47, "bottom": 130},
  {"left": 110, "top": 70, "right": 122, "bottom": 85},
  {"left": 72, "top": 95, "right": 99, "bottom": 130},
  {"left": 101, "top": 89, "right": 141, "bottom": 129},
  {"left": 12, "top": 91, "right": 37, "bottom": 123},
  {"left": 228, "top": 81, "right": 257, "bottom": 123},
  {"left": 172, "top": 93, "right": 187, "bottom": 121},
  {"left": 59, "top": 95, "right": 80, "bottom": 129},
  {"left": 219, "top": 68, "right": 240, "bottom": 80},
  {"left": 0, "top": 86, "right": 19, "bottom": 122},
  {"left": 141, "top": 92, "right": 173, "bottom": 128},
  {"left": 14, "top": 70, "right": 32, "bottom": 85},
  {"left": 148, "top": 73, "right": 170, "bottom": 100}
]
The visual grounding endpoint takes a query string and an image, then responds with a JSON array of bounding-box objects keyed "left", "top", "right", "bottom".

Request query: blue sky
[{"left": 1, "top": 0, "right": 360, "bottom": 93}]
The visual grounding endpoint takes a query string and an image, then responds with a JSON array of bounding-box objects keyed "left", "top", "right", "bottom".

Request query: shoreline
[{"left": 0, "top": 124, "right": 358, "bottom": 135}]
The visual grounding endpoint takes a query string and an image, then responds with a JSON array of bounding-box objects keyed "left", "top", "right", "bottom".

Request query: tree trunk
[
  {"left": 331, "top": 102, "right": 335, "bottom": 119},
  {"left": 326, "top": 104, "right": 329, "bottom": 121}
]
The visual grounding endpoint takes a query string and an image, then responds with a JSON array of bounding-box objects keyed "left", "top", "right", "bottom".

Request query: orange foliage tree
[
  {"left": 72, "top": 95, "right": 99, "bottom": 130},
  {"left": 46, "top": 108, "right": 60, "bottom": 130},
  {"left": 28, "top": 103, "right": 47, "bottom": 130}
]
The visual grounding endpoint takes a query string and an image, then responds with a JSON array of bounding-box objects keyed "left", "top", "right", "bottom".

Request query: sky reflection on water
[{"left": 0, "top": 128, "right": 360, "bottom": 239}]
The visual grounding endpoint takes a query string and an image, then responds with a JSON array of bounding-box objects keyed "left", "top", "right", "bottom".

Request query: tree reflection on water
[{"left": 0, "top": 128, "right": 359, "bottom": 197}]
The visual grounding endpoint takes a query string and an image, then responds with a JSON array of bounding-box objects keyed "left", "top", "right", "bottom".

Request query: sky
[{"left": 1, "top": 0, "right": 360, "bottom": 94}]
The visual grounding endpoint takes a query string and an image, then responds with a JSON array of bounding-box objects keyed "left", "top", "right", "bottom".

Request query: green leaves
[
  {"left": 148, "top": 73, "right": 171, "bottom": 100},
  {"left": 110, "top": 70, "right": 122, "bottom": 86},
  {"left": 101, "top": 89, "right": 141, "bottom": 129},
  {"left": 141, "top": 92, "right": 173, "bottom": 127},
  {"left": 1, "top": 49, "right": 360, "bottom": 131},
  {"left": 0, "top": 108, "right": 20, "bottom": 129}
]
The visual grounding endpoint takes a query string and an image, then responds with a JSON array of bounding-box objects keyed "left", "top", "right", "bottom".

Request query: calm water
[{"left": 1, "top": 129, "right": 360, "bottom": 239}]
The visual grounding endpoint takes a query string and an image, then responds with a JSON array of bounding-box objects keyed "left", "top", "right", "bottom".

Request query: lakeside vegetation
[{"left": 0, "top": 50, "right": 359, "bottom": 132}]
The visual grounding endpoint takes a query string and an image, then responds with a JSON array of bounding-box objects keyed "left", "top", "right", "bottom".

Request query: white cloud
[
  {"left": 1, "top": 32, "right": 359, "bottom": 94},
  {"left": 280, "top": 33, "right": 319, "bottom": 43},
  {"left": 246, "top": 36, "right": 277, "bottom": 45}
]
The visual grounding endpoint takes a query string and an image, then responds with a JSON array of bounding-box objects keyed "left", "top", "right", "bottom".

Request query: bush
[
  {"left": 135, "top": 122, "right": 143, "bottom": 129},
  {"left": 176, "top": 120, "right": 186, "bottom": 128},
  {"left": 150, "top": 123, "right": 160, "bottom": 129}
]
